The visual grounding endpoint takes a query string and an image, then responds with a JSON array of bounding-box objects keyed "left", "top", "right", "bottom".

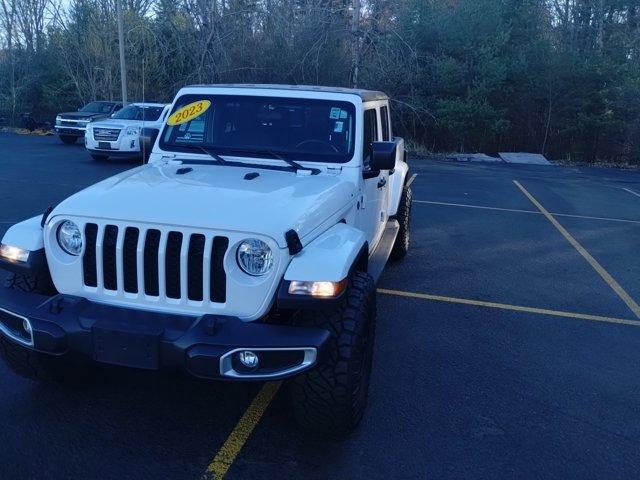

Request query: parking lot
[{"left": 2, "top": 132, "right": 640, "bottom": 479}]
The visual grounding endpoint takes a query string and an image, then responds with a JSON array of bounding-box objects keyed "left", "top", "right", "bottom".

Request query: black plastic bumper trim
[{"left": 0, "top": 286, "right": 330, "bottom": 381}]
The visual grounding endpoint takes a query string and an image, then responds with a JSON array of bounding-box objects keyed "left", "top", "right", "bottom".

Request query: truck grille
[
  {"left": 82, "top": 223, "right": 229, "bottom": 303},
  {"left": 93, "top": 128, "right": 121, "bottom": 141}
]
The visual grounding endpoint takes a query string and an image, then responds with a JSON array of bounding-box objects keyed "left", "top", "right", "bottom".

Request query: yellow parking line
[
  {"left": 203, "top": 381, "right": 282, "bottom": 480},
  {"left": 413, "top": 199, "right": 640, "bottom": 224},
  {"left": 377, "top": 288, "right": 640, "bottom": 327},
  {"left": 514, "top": 180, "right": 640, "bottom": 319}
]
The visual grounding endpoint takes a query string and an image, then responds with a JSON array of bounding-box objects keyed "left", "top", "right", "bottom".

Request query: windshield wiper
[
  {"left": 171, "top": 145, "right": 320, "bottom": 174},
  {"left": 228, "top": 148, "right": 319, "bottom": 174},
  {"left": 193, "top": 145, "right": 228, "bottom": 164}
]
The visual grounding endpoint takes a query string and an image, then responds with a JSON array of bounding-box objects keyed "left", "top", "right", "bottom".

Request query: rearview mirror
[{"left": 371, "top": 141, "right": 397, "bottom": 171}]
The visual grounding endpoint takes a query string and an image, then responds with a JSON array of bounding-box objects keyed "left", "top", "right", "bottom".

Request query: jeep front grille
[
  {"left": 93, "top": 128, "right": 121, "bottom": 141},
  {"left": 82, "top": 223, "right": 229, "bottom": 303}
]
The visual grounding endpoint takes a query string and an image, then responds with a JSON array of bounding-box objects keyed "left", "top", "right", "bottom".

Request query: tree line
[{"left": 1, "top": 0, "right": 639, "bottom": 164}]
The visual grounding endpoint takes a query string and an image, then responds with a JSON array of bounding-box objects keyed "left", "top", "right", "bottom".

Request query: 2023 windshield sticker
[{"left": 167, "top": 100, "right": 211, "bottom": 126}]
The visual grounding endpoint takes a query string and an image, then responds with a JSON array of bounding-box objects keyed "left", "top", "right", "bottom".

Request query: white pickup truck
[
  {"left": 0, "top": 84, "right": 412, "bottom": 435},
  {"left": 85, "top": 103, "right": 170, "bottom": 161}
]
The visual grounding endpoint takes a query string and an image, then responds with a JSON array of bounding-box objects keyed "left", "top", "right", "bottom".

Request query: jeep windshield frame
[{"left": 159, "top": 94, "right": 357, "bottom": 164}]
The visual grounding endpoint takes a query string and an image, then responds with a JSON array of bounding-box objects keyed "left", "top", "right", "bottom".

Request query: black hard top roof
[{"left": 184, "top": 84, "right": 388, "bottom": 102}]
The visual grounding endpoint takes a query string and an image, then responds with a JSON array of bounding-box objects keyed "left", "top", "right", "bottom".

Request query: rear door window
[
  {"left": 380, "top": 105, "right": 390, "bottom": 141},
  {"left": 363, "top": 108, "right": 378, "bottom": 170}
]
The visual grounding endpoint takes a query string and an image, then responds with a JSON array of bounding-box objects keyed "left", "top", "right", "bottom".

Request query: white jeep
[{"left": 0, "top": 85, "right": 412, "bottom": 435}]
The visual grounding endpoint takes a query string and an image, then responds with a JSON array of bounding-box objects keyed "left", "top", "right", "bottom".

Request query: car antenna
[{"left": 141, "top": 57, "right": 146, "bottom": 165}]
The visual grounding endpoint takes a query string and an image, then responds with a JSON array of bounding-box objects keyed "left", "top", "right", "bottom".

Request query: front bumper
[
  {"left": 0, "top": 287, "right": 330, "bottom": 380},
  {"left": 85, "top": 134, "right": 141, "bottom": 154},
  {"left": 55, "top": 126, "right": 86, "bottom": 136}
]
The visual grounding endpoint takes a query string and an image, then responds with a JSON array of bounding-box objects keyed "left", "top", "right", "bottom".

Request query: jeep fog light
[
  {"left": 236, "top": 239, "right": 273, "bottom": 276},
  {"left": 22, "top": 318, "right": 32, "bottom": 335},
  {"left": 57, "top": 220, "right": 83, "bottom": 256},
  {"left": 288, "top": 279, "right": 348, "bottom": 297},
  {"left": 238, "top": 351, "right": 259, "bottom": 369},
  {"left": 0, "top": 244, "right": 30, "bottom": 263}
]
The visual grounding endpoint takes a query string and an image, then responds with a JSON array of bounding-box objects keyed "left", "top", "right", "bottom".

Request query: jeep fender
[
  {"left": 388, "top": 138, "right": 409, "bottom": 217},
  {"left": 284, "top": 223, "right": 367, "bottom": 283},
  {"left": 2, "top": 216, "right": 44, "bottom": 251},
  {"left": 0, "top": 215, "right": 49, "bottom": 275}
]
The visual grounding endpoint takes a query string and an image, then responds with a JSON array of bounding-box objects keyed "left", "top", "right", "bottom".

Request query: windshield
[
  {"left": 80, "top": 102, "right": 115, "bottom": 114},
  {"left": 160, "top": 94, "right": 356, "bottom": 163},
  {"left": 113, "top": 105, "right": 164, "bottom": 121}
]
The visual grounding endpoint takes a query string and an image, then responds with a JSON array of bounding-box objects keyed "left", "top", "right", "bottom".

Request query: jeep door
[{"left": 359, "top": 106, "right": 390, "bottom": 250}]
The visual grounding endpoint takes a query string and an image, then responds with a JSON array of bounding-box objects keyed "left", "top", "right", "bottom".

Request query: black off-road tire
[
  {"left": 59, "top": 135, "right": 77, "bottom": 144},
  {"left": 90, "top": 153, "right": 108, "bottom": 161},
  {"left": 290, "top": 271, "right": 376, "bottom": 437},
  {"left": 1, "top": 273, "right": 91, "bottom": 383},
  {"left": 389, "top": 185, "right": 412, "bottom": 261}
]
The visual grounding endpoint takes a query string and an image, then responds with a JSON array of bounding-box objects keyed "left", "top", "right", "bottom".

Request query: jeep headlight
[
  {"left": 57, "top": 220, "right": 82, "bottom": 256},
  {"left": 125, "top": 127, "right": 140, "bottom": 136},
  {"left": 236, "top": 239, "right": 273, "bottom": 276}
]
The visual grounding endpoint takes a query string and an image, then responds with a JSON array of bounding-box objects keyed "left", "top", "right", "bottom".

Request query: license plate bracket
[
  {"left": 98, "top": 142, "right": 111, "bottom": 150},
  {"left": 92, "top": 322, "right": 162, "bottom": 370}
]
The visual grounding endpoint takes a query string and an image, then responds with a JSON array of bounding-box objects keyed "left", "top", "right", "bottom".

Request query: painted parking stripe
[
  {"left": 623, "top": 187, "right": 640, "bottom": 199},
  {"left": 203, "top": 381, "right": 282, "bottom": 480},
  {"left": 378, "top": 288, "right": 640, "bottom": 327},
  {"left": 514, "top": 180, "right": 640, "bottom": 320},
  {"left": 413, "top": 200, "right": 640, "bottom": 225},
  {"left": 414, "top": 200, "right": 539, "bottom": 215}
]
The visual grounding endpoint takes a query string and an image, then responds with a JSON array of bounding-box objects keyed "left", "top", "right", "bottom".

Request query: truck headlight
[
  {"left": 236, "top": 239, "right": 273, "bottom": 276},
  {"left": 125, "top": 127, "right": 140, "bottom": 136},
  {"left": 57, "top": 220, "right": 82, "bottom": 256},
  {"left": 55, "top": 116, "right": 62, "bottom": 125}
]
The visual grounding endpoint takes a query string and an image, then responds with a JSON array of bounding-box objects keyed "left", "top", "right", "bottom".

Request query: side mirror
[{"left": 371, "top": 141, "right": 397, "bottom": 171}]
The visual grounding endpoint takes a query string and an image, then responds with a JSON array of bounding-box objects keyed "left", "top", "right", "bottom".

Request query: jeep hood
[
  {"left": 51, "top": 164, "right": 356, "bottom": 248},
  {"left": 59, "top": 112, "right": 107, "bottom": 120},
  {"left": 90, "top": 118, "right": 157, "bottom": 129}
]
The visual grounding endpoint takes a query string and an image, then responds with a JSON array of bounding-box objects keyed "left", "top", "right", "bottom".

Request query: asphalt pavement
[{"left": 1, "top": 133, "right": 640, "bottom": 479}]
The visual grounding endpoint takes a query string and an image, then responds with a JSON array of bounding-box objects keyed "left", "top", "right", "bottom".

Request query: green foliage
[{"left": 1, "top": 0, "right": 639, "bottom": 164}]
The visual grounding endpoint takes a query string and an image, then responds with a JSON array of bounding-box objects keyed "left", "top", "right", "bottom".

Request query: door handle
[{"left": 377, "top": 178, "right": 387, "bottom": 189}]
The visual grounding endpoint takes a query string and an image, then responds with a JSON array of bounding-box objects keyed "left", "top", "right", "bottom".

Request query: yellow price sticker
[{"left": 167, "top": 100, "right": 211, "bottom": 126}]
